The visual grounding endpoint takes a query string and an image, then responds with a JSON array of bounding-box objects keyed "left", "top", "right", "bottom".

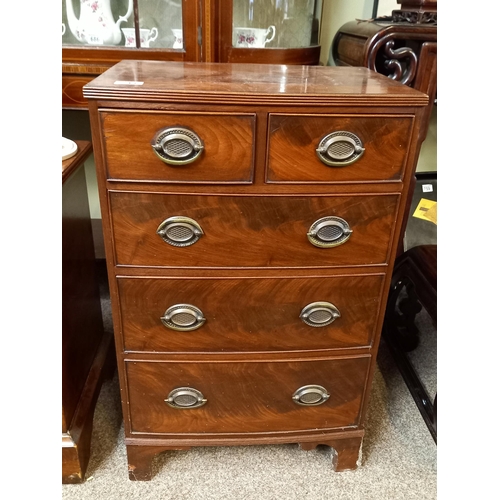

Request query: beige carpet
[{"left": 62, "top": 334, "right": 436, "bottom": 499}]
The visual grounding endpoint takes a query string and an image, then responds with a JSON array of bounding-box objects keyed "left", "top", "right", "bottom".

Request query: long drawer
[
  {"left": 100, "top": 111, "right": 256, "bottom": 183},
  {"left": 117, "top": 274, "right": 384, "bottom": 353},
  {"left": 126, "top": 356, "right": 370, "bottom": 434},
  {"left": 109, "top": 192, "right": 400, "bottom": 268},
  {"left": 267, "top": 114, "right": 413, "bottom": 183}
]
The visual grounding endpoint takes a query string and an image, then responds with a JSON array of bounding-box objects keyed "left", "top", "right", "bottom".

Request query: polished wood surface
[
  {"left": 101, "top": 111, "right": 255, "bottom": 183},
  {"left": 62, "top": 141, "right": 113, "bottom": 483},
  {"left": 83, "top": 61, "right": 428, "bottom": 107},
  {"left": 223, "top": 46, "right": 321, "bottom": 65},
  {"left": 84, "top": 61, "right": 427, "bottom": 479},
  {"left": 125, "top": 356, "right": 370, "bottom": 434},
  {"left": 117, "top": 273, "right": 384, "bottom": 352},
  {"left": 331, "top": 5, "right": 437, "bottom": 257},
  {"left": 109, "top": 192, "right": 399, "bottom": 268},
  {"left": 268, "top": 114, "right": 413, "bottom": 183},
  {"left": 62, "top": 0, "right": 202, "bottom": 109},
  {"left": 62, "top": 140, "right": 92, "bottom": 182},
  {"left": 332, "top": 21, "right": 436, "bottom": 144},
  {"left": 62, "top": 0, "right": 326, "bottom": 109}
]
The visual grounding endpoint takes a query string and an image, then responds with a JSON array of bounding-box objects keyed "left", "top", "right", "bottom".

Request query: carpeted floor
[
  {"left": 62, "top": 334, "right": 436, "bottom": 499},
  {"left": 62, "top": 178, "right": 437, "bottom": 499}
]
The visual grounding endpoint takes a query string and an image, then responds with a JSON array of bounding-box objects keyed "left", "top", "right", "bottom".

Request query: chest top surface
[{"left": 83, "top": 60, "right": 428, "bottom": 107}]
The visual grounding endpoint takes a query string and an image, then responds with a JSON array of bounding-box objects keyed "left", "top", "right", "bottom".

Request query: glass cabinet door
[
  {"left": 62, "top": 0, "right": 184, "bottom": 49},
  {"left": 218, "top": 0, "right": 323, "bottom": 64},
  {"left": 62, "top": 0, "right": 200, "bottom": 109},
  {"left": 232, "top": 0, "right": 322, "bottom": 49}
]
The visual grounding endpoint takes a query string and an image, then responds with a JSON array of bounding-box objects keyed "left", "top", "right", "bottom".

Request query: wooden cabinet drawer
[
  {"left": 126, "top": 357, "right": 370, "bottom": 434},
  {"left": 110, "top": 192, "right": 399, "bottom": 268},
  {"left": 267, "top": 114, "right": 413, "bottom": 183},
  {"left": 100, "top": 111, "right": 255, "bottom": 183},
  {"left": 118, "top": 274, "right": 384, "bottom": 353}
]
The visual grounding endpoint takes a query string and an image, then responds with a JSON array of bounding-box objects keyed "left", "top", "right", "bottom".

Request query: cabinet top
[{"left": 83, "top": 60, "right": 428, "bottom": 107}]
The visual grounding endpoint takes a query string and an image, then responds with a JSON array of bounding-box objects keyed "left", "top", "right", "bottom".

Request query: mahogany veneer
[{"left": 83, "top": 61, "right": 427, "bottom": 480}]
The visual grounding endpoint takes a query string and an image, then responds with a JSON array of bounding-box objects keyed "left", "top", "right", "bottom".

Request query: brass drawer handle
[
  {"left": 316, "top": 131, "right": 365, "bottom": 167},
  {"left": 157, "top": 216, "right": 204, "bottom": 247},
  {"left": 165, "top": 387, "right": 207, "bottom": 409},
  {"left": 307, "top": 216, "right": 352, "bottom": 248},
  {"left": 300, "top": 302, "right": 341, "bottom": 328},
  {"left": 292, "top": 385, "right": 330, "bottom": 406},
  {"left": 161, "top": 304, "right": 206, "bottom": 331},
  {"left": 151, "top": 126, "right": 204, "bottom": 165}
]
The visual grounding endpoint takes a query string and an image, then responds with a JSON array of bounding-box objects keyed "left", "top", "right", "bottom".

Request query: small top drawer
[
  {"left": 267, "top": 114, "right": 414, "bottom": 183},
  {"left": 100, "top": 111, "right": 256, "bottom": 183}
]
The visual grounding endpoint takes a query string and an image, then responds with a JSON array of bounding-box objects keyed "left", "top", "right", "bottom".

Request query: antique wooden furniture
[
  {"left": 83, "top": 61, "right": 427, "bottom": 480},
  {"left": 383, "top": 244, "right": 437, "bottom": 442},
  {"left": 63, "top": 0, "right": 323, "bottom": 109},
  {"left": 331, "top": 0, "right": 436, "bottom": 144},
  {"left": 331, "top": 0, "right": 437, "bottom": 258},
  {"left": 62, "top": 140, "right": 114, "bottom": 483}
]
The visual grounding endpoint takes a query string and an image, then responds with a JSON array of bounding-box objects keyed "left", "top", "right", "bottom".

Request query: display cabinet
[
  {"left": 62, "top": 0, "right": 202, "bottom": 108},
  {"left": 219, "top": 0, "right": 323, "bottom": 64},
  {"left": 62, "top": 1, "right": 324, "bottom": 108}
]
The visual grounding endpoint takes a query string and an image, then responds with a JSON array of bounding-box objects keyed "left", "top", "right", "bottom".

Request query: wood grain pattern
[
  {"left": 100, "top": 111, "right": 255, "bottom": 183},
  {"left": 267, "top": 114, "right": 413, "bottom": 183},
  {"left": 109, "top": 192, "right": 400, "bottom": 268},
  {"left": 117, "top": 274, "right": 384, "bottom": 352},
  {"left": 82, "top": 61, "right": 429, "bottom": 107},
  {"left": 224, "top": 46, "right": 321, "bottom": 65},
  {"left": 63, "top": 75, "right": 96, "bottom": 109},
  {"left": 84, "top": 61, "right": 428, "bottom": 479},
  {"left": 125, "top": 357, "right": 370, "bottom": 434}
]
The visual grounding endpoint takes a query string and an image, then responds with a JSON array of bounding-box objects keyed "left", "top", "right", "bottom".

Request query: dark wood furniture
[
  {"left": 331, "top": 0, "right": 436, "bottom": 143},
  {"left": 383, "top": 244, "right": 437, "bottom": 442},
  {"left": 83, "top": 61, "right": 427, "bottom": 480},
  {"left": 331, "top": 0, "right": 437, "bottom": 255},
  {"left": 62, "top": 140, "right": 114, "bottom": 483},
  {"left": 63, "top": 0, "right": 323, "bottom": 109}
]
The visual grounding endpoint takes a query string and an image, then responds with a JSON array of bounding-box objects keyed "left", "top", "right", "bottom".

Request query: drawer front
[
  {"left": 267, "top": 114, "right": 413, "bottom": 183},
  {"left": 118, "top": 274, "right": 384, "bottom": 353},
  {"left": 110, "top": 192, "right": 399, "bottom": 268},
  {"left": 100, "top": 111, "right": 255, "bottom": 183},
  {"left": 126, "top": 357, "right": 370, "bottom": 434}
]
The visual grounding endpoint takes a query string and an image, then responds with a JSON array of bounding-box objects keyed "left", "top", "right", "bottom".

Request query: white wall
[{"left": 319, "top": 0, "right": 375, "bottom": 66}]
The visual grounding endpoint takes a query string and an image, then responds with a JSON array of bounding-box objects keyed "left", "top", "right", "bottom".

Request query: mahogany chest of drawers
[{"left": 83, "top": 61, "right": 427, "bottom": 480}]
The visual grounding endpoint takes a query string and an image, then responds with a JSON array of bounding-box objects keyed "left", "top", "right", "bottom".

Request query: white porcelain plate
[{"left": 62, "top": 137, "right": 78, "bottom": 160}]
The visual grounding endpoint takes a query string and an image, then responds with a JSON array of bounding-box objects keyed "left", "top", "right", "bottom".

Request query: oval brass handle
[
  {"left": 316, "top": 131, "right": 365, "bottom": 167},
  {"left": 292, "top": 385, "right": 330, "bottom": 406},
  {"left": 157, "top": 216, "right": 204, "bottom": 247},
  {"left": 165, "top": 387, "right": 207, "bottom": 409},
  {"left": 151, "top": 126, "right": 204, "bottom": 165},
  {"left": 307, "top": 216, "right": 352, "bottom": 248},
  {"left": 300, "top": 302, "right": 341, "bottom": 328},
  {"left": 161, "top": 304, "right": 206, "bottom": 331}
]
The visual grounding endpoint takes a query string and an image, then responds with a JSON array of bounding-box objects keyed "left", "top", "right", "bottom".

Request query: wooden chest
[{"left": 83, "top": 61, "right": 427, "bottom": 480}]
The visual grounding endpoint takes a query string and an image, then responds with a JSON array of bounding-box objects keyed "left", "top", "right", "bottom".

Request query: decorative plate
[{"left": 62, "top": 137, "right": 78, "bottom": 160}]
